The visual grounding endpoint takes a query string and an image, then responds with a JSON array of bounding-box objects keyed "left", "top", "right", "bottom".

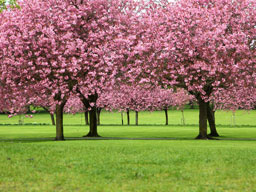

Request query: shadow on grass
[
  {"left": 1, "top": 123, "right": 256, "bottom": 128},
  {"left": 68, "top": 124, "right": 256, "bottom": 128},
  {"left": 1, "top": 136, "right": 256, "bottom": 143}
]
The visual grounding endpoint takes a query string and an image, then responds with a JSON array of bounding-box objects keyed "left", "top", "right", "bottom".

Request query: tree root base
[
  {"left": 208, "top": 133, "right": 220, "bottom": 137},
  {"left": 55, "top": 137, "right": 65, "bottom": 141},
  {"left": 83, "top": 133, "right": 101, "bottom": 137},
  {"left": 195, "top": 135, "right": 219, "bottom": 140}
]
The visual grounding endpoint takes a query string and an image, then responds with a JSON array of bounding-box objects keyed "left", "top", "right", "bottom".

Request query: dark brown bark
[
  {"left": 55, "top": 102, "right": 66, "bottom": 141},
  {"left": 164, "top": 108, "right": 168, "bottom": 125},
  {"left": 207, "top": 102, "right": 219, "bottom": 137},
  {"left": 121, "top": 112, "right": 124, "bottom": 125},
  {"left": 50, "top": 113, "right": 55, "bottom": 126},
  {"left": 181, "top": 110, "right": 185, "bottom": 125},
  {"left": 76, "top": 88, "right": 100, "bottom": 137},
  {"left": 195, "top": 97, "right": 208, "bottom": 139},
  {"left": 85, "top": 111, "right": 89, "bottom": 125},
  {"left": 85, "top": 105, "right": 100, "bottom": 137},
  {"left": 135, "top": 111, "right": 138, "bottom": 126},
  {"left": 97, "top": 108, "right": 101, "bottom": 125},
  {"left": 43, "top": 107, "right": 55, "bottom": 125},
  {"left": 127, "top": 110, "right": 130, "bottom": 125}
]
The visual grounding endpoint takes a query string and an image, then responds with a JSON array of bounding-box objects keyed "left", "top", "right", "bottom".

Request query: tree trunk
[
  {"left": 127, "top": 110, "right": 130, "bottom": 125},
  {"left": 85, "top": 111, "right": 89, "bottom": 125},
  {"left": 164, "top": 108, "right": 168, "bottom": 125},
  {"left": 26, "top": 105, "right": 32, "bottom": 114},
  {"left": 207, "top": 102, "right": 219, "bottom": 137},
  {"left": 85, "top": 106, "right": 100, "bottom": 137},
  {"left": 43, "top": 107, "right": 55, "bottom": 125},
  {"left": 121, "top": 112, "right": 124, "bottom": 125},
  {"left": 97, "top": 108, "right": 101, "bottom": 125},
  {"left": 18, "top": 114, "right": 24, "bottom": 125},
  {"left": 181, "top": 110, "right": 185, "bottom": 125},
  {"left": 55, "top": 103, "right": 65, "bottom": 141},
  {"left": 195, "top": 97, "right": 208, "bottom": 139},
  {"left": 135, "top": 111, "right": 138, "bottom": 126},
  {"left": 50, "top": 113, "right": 55, "bottom": 126},
  {"left": 75, "top": 89, "right": 100, "bottom": 137}
]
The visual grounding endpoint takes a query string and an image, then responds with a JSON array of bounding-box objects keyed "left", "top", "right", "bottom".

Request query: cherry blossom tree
[
  {"left": 96, "top": 84, "right": 153, "bottom": 125},
  {"left": 0, "top": 0, "right": 24, "bottom": 115},
  {"left": 131, "top": 0, "right": 256, "bottom": 139},
  {"left": 149, "top": 88, "right": 174, "bottom": 125},
  {"left": 64, "top": 0, "right": 137, "bottom": 136},
  {"left": 64, "top": 95, "right": 90, "bottom": 125},
  {"left": 0, "top": 0, "right": 134, "bottom": 140},
  {"left": 96, "top": 85, "right": 194, "bottom": 126},
  {"left": 213, "top": 87, "right": 255, "bottom": 112},
  {"left": 211, "top": 86, "right": 256, "bottom": 127},
  {"left": 96, "top": 90, "right": 117, "bottom": 125}
]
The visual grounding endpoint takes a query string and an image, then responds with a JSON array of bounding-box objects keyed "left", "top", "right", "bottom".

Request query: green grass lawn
[{"left": 0, "top": 110, "right": 256, "bottom": 192}]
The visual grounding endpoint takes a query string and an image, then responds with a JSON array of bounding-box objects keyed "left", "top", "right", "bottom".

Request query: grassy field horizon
[{"left": 0, "top": 109, "right": 255, "bottom": 126}]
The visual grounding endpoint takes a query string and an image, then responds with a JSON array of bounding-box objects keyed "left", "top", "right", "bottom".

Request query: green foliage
[
  {"left": 0, "top": 0, "right": 6, "bottom": 11},
  {"left": 0, "top": 0, "right": 19, "bottom": 12}
]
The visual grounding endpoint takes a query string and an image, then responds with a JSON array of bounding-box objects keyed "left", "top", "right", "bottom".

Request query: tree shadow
[
  {"left": 0, "top": 137, "right": 55, "bottom": 143},
  {"left": 66, "top": 123, "right": 256, "bottom": 128}
]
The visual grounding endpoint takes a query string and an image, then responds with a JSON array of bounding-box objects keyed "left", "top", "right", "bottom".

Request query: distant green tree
[
  {"left": 0, "top": 0, "right": 19, "bottom": 12},
  {"left": 0, "top": 0, "right": 6, "bottom": 11}
]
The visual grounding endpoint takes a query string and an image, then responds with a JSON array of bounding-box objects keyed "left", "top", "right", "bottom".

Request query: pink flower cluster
[{"left": 0, "top": 0, "right": 255, "bottom": 119}]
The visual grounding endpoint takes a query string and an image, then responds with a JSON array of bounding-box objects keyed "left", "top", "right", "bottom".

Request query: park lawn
[
  {"left": 1, "top": 134, "right": 256, "bottom": 192},
  {"left": 0, "top": 110, "right": 256, "bottom": 192}
]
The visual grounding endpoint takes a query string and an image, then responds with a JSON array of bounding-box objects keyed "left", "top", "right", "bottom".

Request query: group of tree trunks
[{"left": 54, "top": 102, "right": 220, "bottom": 140}]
